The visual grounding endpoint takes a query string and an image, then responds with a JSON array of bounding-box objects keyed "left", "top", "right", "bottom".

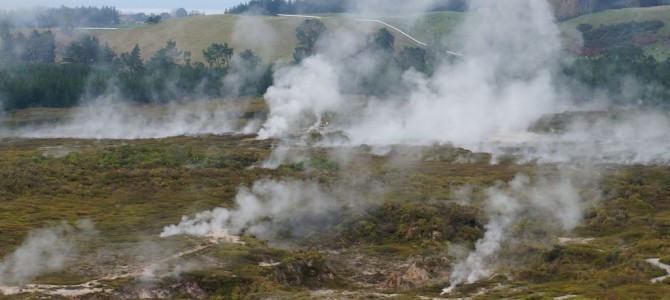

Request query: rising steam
[
  {"left": 2, "top": 95, "right": 259, "bottom": 139},
  {"left": 3, "top": 0, "right": 668, "bottom": 294},
  {"left": 0, "top": 220, "right": 96, "bottom": 285},
  {"left": 259, "top": 0, "right": 561, "bottom": 147},
  {"left": 161, "top": 179, "right": 373, "bottom": 242},
  {"left": 257, "top": 0, "right": 670, "bottom": 166},
  {"left": 445, "top": 171, "right": 592, "bottom": 291}
]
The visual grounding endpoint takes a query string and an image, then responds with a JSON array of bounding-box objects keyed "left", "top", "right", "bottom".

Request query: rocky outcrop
[
  {"left": 271, "top": 255, "right": 337, "bottom": 288},
  {"left": 384, "top": 257, "right": 451, "bottom": 290}
]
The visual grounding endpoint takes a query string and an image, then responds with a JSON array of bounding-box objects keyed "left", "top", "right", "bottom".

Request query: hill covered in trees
[
  {"left": 226, "top": 0, "right": 670, "bottom": 20},
  {"left": 0, "top": 24, "right": 272, "bottom": 110},
  {"left": 225, "top": 0, "right": 468, "bottom": 15},
  {"left": 550, "top": 0, "right": 670, "bottom": 20}
]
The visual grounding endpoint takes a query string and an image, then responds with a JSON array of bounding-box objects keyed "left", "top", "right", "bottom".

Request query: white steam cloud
[
  {"left": 446, "top": 171, "right": 589, "bottom": 291},
  {"left": 232, "top": 15, "right": 279, "bottom": 60},
  {"left": 258, "top": 0, "right": 562, "bottom": 148},
  {"left": 3, "top": 96, "right": 258, "bottom": 139},
  {"left": 0, "top": 220, "right": 95, "bottom": 285},
  {"left": 488, "top": 109, "right": 670, "bottom": 165},
  {"left": 161, "top": 179, "right": 371, "bottom": 241},
  {"left": 257, "top": 0, "right": 670, "bottom": 166}
]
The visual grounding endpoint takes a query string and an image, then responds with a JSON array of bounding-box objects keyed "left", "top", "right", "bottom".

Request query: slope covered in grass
[
  {"left": 87, "top": 6, "right": 670, "bottom": 64},
  {"left": 87, "top": 12, "right": 466, "bottom": 63},
  {"left": 93, "top": 14, "right": 303, "bottom": 63}
]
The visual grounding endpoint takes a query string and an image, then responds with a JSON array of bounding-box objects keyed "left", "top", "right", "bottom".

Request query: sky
[{"left": 2, "top": 0, "right": 247, "bottom": 13}]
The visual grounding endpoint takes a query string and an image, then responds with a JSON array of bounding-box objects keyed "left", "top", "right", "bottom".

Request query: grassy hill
[
  {"left": 76, "top": 6, "right": 670, "bottom": 64},
  {"left": 80, "top": 12, "right": 466, "bottom": 63},
  {"left": 93, "top": 14, "right": 303, "bottom": 63}
]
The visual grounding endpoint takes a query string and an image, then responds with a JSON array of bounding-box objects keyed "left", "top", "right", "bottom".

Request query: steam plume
[
  {"left": 0, "top": 220, "right": 95, "bottom": 285},
  {"left": 446, "top": 171, "right": 589, "bottom": 291},
  {"left": 258, "top": 0, "right": 561, "bottom": 148},
  {"left": 3, "top": 95, "right": 257, "bottom": 139},
  {"left": 161, "top": 179, "right": 372, "bottom": 241}
]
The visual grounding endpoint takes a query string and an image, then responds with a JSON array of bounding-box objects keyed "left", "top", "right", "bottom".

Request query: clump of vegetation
[{"left": 341, "top": 201, "right": 483, "bottom": 244}]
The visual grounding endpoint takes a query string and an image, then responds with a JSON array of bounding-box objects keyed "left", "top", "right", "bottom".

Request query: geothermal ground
[
  {"left": 0, "top": 103, "right": 669, "bottom": 299},
  {"left": 3, "top": 1, "right": 670, "bottom": 299}
]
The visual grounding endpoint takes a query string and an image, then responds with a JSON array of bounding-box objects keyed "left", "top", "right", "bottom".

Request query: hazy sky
[{"left": 3, "top": 1, "right": 247, "bottom": 12}]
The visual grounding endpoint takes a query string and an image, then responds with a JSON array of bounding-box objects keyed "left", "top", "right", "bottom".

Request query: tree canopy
[
  {"left": 203, "top": 43, "right": 235, "bottom": 69},
  {"left": 293, "top": 19, "right": 326, "bottom": 62}
]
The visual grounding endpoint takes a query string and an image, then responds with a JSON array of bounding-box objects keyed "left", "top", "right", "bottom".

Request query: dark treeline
[
  {"left": 3, "top": 16, "right": 670, "bottom": 112},
  {"left": 229, "top": 0, "right": 670, "bottom": 20},
  {"left": 225, "top": 0, "right": 468, "bottom": 15},
  {"left": 552, "top": 0, "right": 670, "bottom": 21},
  {"left": 226, "top": 0, "right": 346, "bottom": 14},
  {"left": 0, "top": 6, "right": 120, "bottom": 28},
  {"left": 578, "top": 20, "right": 665, "bottom": 55},
  {"left": 0, "top": 26, "right": 273, "bottom": 111},
  {"left": 566, "top": 44, "right": 670, "bottom": 107},
  {"left": 566, "top": 20, "right": 670, "bottom": 107},
  {"left": 0, "top": 27, "right": 56, "bottom": 64},
  {"left": 123, "top": 8, "right": 205, "bottom": 25}
]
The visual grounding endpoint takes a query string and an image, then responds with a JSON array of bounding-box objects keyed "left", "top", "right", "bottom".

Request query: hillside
[
  {"left": 84, "top": 6, "right": 670, "bottom": 64},
  {"left": 550, "top": 0, "right": 670, "bottom": 20},
  {"left": 93, "top": 15, "right": 303, "bottom": 63},
  {"left": 560, "top": 6, "right": 670, "bottom": 59},
  {"left": 86, "top": 13, "right": 466, "bottom": 63},
  {"left": 222, "top": 0, "right": 665, "bottom": 21}
]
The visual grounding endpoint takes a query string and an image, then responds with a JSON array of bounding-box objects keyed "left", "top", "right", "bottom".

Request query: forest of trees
[
  {"left": 566, "top": 44, "right": 670, "bottom": 107},
  {"left": 3, "top": 14, "right": 670, "bottom": 111},
  {"left": 225, "top": 0, "right": 468, "bottom": 15},
  {"left": 0, "top": 6, "right": 120, "bottom": 28},
  {"left": 227, "top": 0, "right": 670, "bottom": 19},
  {"left": 551, "top": 0, "right": 670, "bottom": 20},
  {"left": 578, "top": 20, "right": 665, "bottom": 55},
  {"left": 0, "top": 23, "right": 272, "bottom": 111},
  {"left": 123, "top": 8, "right": 204, "bottom": 25}
]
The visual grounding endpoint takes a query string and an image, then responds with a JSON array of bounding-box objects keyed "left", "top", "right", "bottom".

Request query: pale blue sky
[{"left": 3, "top": 0, "right": 247, "bottom": 13}]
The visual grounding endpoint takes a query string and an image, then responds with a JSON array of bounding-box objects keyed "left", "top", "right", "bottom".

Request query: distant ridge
[
  {"left": 226, "top": 0, "right": 670, "bottom": 21},
  {"left": 550, "top": 0, "right": 670, "bottom": 20}
]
